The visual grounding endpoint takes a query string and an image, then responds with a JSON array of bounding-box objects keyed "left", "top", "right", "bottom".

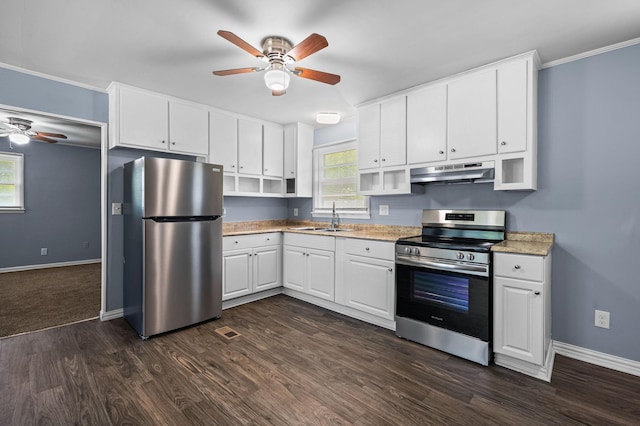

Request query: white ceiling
[{"left": 1, "top": 0, "right": 640, "bottom": 131}]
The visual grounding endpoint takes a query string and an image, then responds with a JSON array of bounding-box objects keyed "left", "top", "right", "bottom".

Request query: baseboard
[
  {"left": 553, "top": 340, "right": 640, "bottom": 377},
  {"left": 0, "top": 258, "right": 101, "bottom": 274},
  {"left": 100, "top": 308, "right": 123, "bottom": 321},
  {"left": 494, "top": 342, "right": 555, "bottom": 382}
]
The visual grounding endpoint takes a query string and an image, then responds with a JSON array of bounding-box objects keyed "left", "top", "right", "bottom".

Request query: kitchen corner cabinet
[
  {"left": 335, "top": 238, "right": 395, "bottom": 321},
  {"left": 283, "top": 123, "right": 313, "bottom": 197},
  {"left": 283, "top": 233, "right": 335, "bottom": 301},
  {"left": 108, "top": 83, "right": 208, "bottom": 156},
  {"left": 357, "top": 96, "right": 411, "bottom": 195},
  {"left": 493, "top": 251, "right": 553, "bottom": 381},
  {"left": 222, "top": 233, "right": 282, "bottom": 301}
]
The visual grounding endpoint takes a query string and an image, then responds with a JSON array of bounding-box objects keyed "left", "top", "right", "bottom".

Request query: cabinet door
[
  {"left": 283, "top": 125, "right": 296, "bottom": 178},
  {"left": 222, "top": 249, "right": 252, "bottom": 300},
  {"left": 209, "top": 111, "right": 238, "bottom": 172},
  {"left": 379, "top": 97, "right": 407, "bottom": 167},
  {"left": 357, "top": 103, "right": 381, "bottom": 170},
  {"left": 283, "top": 245, "right": 306, "bottom": 291},
  {"left": 262, "top": 124, "right": 284, "bottom": 177},
  {"left": 342, "top": 255, "right": 394, "bottom": 320},
  {"left": 447, "top": 69, "right": 497, "bottom": 160},
  {"left": 407, "top": 85, "right": 447, "bottom": 164},
  {"left": 119, "top": 87, "right": 168, "bottom": 150},
  {"left": 494, "top": 276, "right": 543, "bottom": 365},
  {"left": 497, "top": 60, "right": 528, "bottom": 154},
  {"left": 253, "top": 245, "right": 282, "bottom": 292},
  {"left": 307, "top": 249, "right": 335, "bottom": 301},
  {"left": 169, "top": 102, "right": 209, "bottom": 155},
  {"left": 237, "top": 119, "right": 263, "bottom": 175}
]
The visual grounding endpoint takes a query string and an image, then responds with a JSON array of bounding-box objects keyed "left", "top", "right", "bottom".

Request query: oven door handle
[{"left": 396, "top": 255, "right": 489, "bottom": 276}]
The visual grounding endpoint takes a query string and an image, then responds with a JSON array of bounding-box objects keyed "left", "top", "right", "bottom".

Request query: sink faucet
[{"left": 331, "top": 202, "right": 339, "bottom": 229}]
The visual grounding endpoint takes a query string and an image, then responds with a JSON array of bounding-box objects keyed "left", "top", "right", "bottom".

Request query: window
[
  {"left": 312, "top": 140, "right": 369, "bottom": 218},
  {"left": 0, "top": 152, "right": 24, "bottom": 212}
]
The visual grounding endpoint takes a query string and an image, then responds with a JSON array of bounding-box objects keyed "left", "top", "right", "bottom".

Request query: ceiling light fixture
[
  {"left": 264, "top": 67, "right": 290, "bottom": 92},
  {"left": 316, "top": 112, "right": 341, "bottom": 124},
  {"left": 8, "top": 133, "right": 30, "bottom": 145}
]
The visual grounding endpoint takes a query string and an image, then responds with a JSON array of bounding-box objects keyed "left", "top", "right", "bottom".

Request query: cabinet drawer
[
  {"left": 343, "top": 238, "right": 395, "bottom": 261},
  {"left": 223, "top": 232, "right": 281, "bottom": 251},
  {"left": 494, "top": 252, "right": 544, "bottom": 282},
  {"left": 284, "top": 233, "right": 335, "bottom": 251}
]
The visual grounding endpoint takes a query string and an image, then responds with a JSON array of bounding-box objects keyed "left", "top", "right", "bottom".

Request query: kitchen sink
[{"left": 289, "top": 227, "right": 354, "bottom": 232}]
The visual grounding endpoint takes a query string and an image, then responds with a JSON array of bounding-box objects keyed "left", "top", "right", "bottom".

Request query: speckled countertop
[
  {"left": 492, "top": 232, "right": 555, "bottom": 256},
  {"left": 223, "top": 220, "right": 554, "bottom": 254},
  {"left": 223, "top": 220, "right": 420, "bottom": 242}
]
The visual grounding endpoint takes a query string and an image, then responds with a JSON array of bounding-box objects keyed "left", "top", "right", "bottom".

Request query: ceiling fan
[
  {"left": 0, "top": 117, "right": 68, "bottom": 145},
  {"left": 212, "top": 30, "right": 341, "bottom": 96}
]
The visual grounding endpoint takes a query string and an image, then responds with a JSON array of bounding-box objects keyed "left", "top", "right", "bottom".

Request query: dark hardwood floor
[{"left": 1, "top": 295, "right": 639, "bottom": 425}]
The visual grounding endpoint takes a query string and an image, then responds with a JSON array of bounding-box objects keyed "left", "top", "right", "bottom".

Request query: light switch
[{"left": 112, "top": 202, "right": 122, "bottom": 215}]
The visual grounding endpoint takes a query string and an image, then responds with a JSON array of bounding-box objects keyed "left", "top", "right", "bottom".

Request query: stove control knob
[
  {"left": 413, "top": 248, "right": 420, "bottom": 255},
  {"left": 457, "top": 252, "right": 465, "bottom": 260},
  {"left": 467, "top": 253, "right": 475, "bottom": 261},
  {"left": 405, "top": 247, "right": 412, "bottom": 255}
]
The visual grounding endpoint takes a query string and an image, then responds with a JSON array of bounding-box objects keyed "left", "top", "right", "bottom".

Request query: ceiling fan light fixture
[
  {"left": 264, "top": 68, "right": 290, "bottom": 91},
  {"left": 316, "top": 112, "right": 341, "bottom": 124},
  {"left": 9, "top": 133, "right": 30, "bottom": 145}
]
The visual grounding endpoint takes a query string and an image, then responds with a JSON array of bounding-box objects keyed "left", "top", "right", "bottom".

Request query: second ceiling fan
[{"left": 212, "top": 30, "right": 340, "bottom": 96}]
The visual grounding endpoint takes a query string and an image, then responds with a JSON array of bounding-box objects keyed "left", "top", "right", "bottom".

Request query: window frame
[
  {"left": 311, "top": 139, "right": 370, "bottom": 219},
  {"left": 0, "top": 151, "right": 25, "bottom": 213}
]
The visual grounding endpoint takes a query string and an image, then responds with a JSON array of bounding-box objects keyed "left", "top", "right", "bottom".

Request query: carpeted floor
[{"left": 0, "top": 263, "right": 101, "bottom": 338}]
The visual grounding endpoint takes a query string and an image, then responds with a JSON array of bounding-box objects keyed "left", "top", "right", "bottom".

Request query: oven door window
[{"left": 396, "top": 263, "right": 490, "bottom": 341}]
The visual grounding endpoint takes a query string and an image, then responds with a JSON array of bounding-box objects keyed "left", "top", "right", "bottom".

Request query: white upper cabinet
[
  {"left": 109, "top": 83, "right": 208, "bottom": 156},
  {"left": 237, "top": 119, "right": 263, "bottom": 175},
  {"left": 406, "top": 84, "right": 447, "bottom": 164},
  {"left": 497, "top": 60, "right": 528, "bottom": 154},
  {"left": 169, "top": 101, "right": 209, "bottom": 155},
  {"left": 447, "top": 69, "right": 497, "bottom": 160},
  {"left": 262, "top": 124, "right": 284, "bottom": 178},
  {"left": 283, "top": 123, "right": 313, "bottom": 197},
  {"left": 209, "top": 110, "right": 238, "bottom": 172},
  {"left": 358, "top": 96, "right": 407, "bottom": 170}
]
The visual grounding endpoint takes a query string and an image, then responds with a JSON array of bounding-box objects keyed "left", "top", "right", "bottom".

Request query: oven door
[{"left": 396, "top": 255, "right": 490, "bottom": 341}]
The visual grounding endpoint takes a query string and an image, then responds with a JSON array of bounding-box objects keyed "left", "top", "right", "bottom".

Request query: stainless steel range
[{"left": 395, "top": 209, "right": 506, "bottom": 365}]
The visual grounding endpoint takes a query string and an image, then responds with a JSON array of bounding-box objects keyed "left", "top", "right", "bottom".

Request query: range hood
[{"left": 410, "top": 161, "right": 495, "bottom": 185}]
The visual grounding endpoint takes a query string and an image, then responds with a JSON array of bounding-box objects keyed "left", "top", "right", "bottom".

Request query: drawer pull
[
  {"left": 514, "top": 265, "right": 520, "bottom": 270},
  {"left": 365, "top": 247, "right": 370, "bottom": 251},
  {"left": 533, "top": 291, "right": 540, "bottom": 295},
  {"left": 234, "top": 240, "right": 239, "bottom": 244}
]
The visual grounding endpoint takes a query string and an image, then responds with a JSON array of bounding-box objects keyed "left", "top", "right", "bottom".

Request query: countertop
[
  {"left": 223, "top": 220, "right": 554, "bottom": 254},
  {"left": 492, "top": 232, "right": 555, "bottom": 256},
  {"left": 223, "top": 220, "right": 420, "bottom": 242}
]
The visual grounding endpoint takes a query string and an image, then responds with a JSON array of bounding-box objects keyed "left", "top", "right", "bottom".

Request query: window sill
[
  {"left": 311, "top": 211, "right": 370, "bottom": 220},
  {"left": 0, "top": 208, "right": 25, "bottom": 214}
]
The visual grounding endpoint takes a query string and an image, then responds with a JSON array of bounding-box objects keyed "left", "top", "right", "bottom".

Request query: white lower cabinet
[
  {"left": 335, "top": 238, "right": 395, "bottom": 321},
  {"left": 283, "top": 233, "right": 335, "bottom": 301},
  {"left": 493, "top": 251, "right": 552, "bottom": 381},
  {"left": 222, "top": 233, "right": 282, "bottom": 301}
]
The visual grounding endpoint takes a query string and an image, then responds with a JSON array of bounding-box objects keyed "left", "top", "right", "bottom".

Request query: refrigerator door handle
[{"left": 147, "top": 216, "right": 221, "bottom": 223}]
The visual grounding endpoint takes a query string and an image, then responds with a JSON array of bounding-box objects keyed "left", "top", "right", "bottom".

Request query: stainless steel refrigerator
[{"left": 123, "top": 157, "right": 223, "bottom": 338}]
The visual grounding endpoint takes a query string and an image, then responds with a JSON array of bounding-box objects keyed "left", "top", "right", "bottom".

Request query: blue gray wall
[
  {"left": 290, "top": 44, "right": 640, "bottom": 363},
  {"left": 0, "top": 142, "right": 101, "bottom": 268}
]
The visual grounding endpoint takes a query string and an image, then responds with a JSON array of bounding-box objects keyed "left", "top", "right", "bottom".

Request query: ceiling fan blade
[
  {"left": 33, "top": 135, "right": 58, "bottom": 144},
  {"left": 217, "top": 30, "right": 265, "bottom": 59},
  {"left": 272, "top": 89, "right": 286, "bottom": 97},
  {"left": 213, "top": 67, "right": 262, "bottom": 76},
  {"left": 36, "top": 131, "right": 67, "bottom": 139},
  {"left": 294, "top": 67, "right": 341, "bottom": 85},
  {"left": 286, "top": 33, "right": 328, "bottom": 62}
]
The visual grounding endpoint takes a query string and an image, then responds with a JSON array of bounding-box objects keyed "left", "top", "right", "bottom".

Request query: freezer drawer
[{"left": 141, "top": 218, "right": 222, "bottom": 337}]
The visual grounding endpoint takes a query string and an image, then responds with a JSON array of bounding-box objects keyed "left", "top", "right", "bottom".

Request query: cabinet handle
[
  {"left": 501, "top": 141, "right": 507, "bottom": 146},
  {"left": 373, "top": 159, "right": 378, "bottom": 163},
  {"left": 388, "top": 268, "right": 393, "bottom": 272},
  {"left": 171, "top": 141, "right": 176, "bottom": 146},
  {"left": 533, "top": 291, "right": 540, "bottom": 295},
  {"left": 249, "top": 253, "right": 252, "bottom": 257},
  {"left": 381, "top": 158, "right": 386, "bottom": 162},
  {"left": 365, "top": 247, "right": 370, "bottom": 251},
  {"left": 240, "top": 166, "right": 244, "bottom": 169},
  {"left": 439, "top": 150, "right": 444, "bottom": 155},
  {"left": 514, "top": 265, "right": 520, "bottom": 269},
  {"left": 290, "top": 171, "right": 294, "bottom": 174},
  {"left": 306, "top": 253, "right": 310, "bottom": 257},
  {"left": 450, "top": 148, "right": 456, "bottom": 153},
  {"left": 266, "top": 238, "right": 270, "bottom": 241},
  {"left": 234, "top": 241, "right": 238, "bottom": 244},
  {"left": 161, "top": 140, "right": 166, "bottom": 144},
  {"left": 231, "top": 165, "right": 235, "bottom": 168},
  {"left": 264, "top": 169, "right": 268, "bottom": 172}
]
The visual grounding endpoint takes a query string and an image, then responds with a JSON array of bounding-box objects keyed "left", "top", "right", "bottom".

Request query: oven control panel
[{"left": 396, "top": 244, "right": 489, "bottom": 265}]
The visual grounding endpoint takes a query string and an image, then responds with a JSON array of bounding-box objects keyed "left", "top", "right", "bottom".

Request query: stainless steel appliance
[
  {"left": 395, "top": 209, "right": 505, "bottom": 365},
  {"left": 123, "top": 157, "right": 223, "bottom": 339}
]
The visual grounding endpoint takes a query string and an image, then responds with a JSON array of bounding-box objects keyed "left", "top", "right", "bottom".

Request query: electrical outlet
[
  {"left": 293, "top": 208, "right": 299, "bottom": 217},
  {"left": 40, "top": 248, "right": 48, "bottom": 256},
  {"left": 379, "top": 205, "right": 389, "bottom": 216},
  {"left": 595, "top": 310, "right": 610, "bottom": 329}
]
